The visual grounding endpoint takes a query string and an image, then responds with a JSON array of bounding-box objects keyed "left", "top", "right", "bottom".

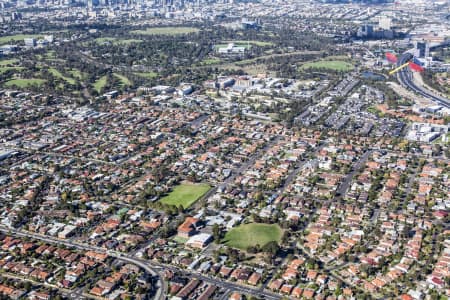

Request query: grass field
[
  {"left": 113, "top": 73, "right": 131, "bottom": 86},
  {"left": 95, "top": 37, "right": 142, "bottom": 45},
  {"left": 134, "top": 72, "right": 158, "bottom": 79},
  {"left": 94, "top": 75, "right": 108, "bottom": 93},
  {"left": 223, "top": 223, "right": 282, "bottom": 250},
  {"left": 131, "top": 27, "right": 200, "bottom": 36},
  {"left": 300, "top": 60, "right": 354, "bottom": 71},
  {"left": 4, "top": 78, "right": 46, "bottom": 88},
  {"left": 0, "top": 34, "right": 43, "bottom": 45},
  {"left": 48, "top": 68, "right": 76, "bottom": 85},
  {"left": 159, "top": 183, "right": 210, "bottom": 208}
]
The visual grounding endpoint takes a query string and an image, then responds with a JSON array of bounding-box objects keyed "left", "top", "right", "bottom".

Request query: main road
[
  {"left": 0, "top": 226, "right": 283, "bottom": 300},
  {"left": 396, "top": 53, "right": 450, "bottom": 109}
]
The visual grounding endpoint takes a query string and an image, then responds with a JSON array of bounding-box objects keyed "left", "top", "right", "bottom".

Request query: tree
[
  {"left": 262, "top": 241, "right": 279, "bottom": 256},
  {"left": 212, "top": 224, "right": 222, "bottom": 243}
]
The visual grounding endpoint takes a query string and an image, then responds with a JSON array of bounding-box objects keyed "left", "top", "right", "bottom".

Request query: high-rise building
[
  {"left": 379, "top": 16, "right": 392, "bottom": 30},
  {"left": 416, "top": 41, "right": 429, "bottom": 58}
]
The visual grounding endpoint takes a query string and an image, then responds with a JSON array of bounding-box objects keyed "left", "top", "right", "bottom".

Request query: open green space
[
  {"left": 223, "top": 223, "right": 283, "bottom": 250},
  {"left": 0, "top": 34, "right": 43, "bottom": 45},
  {"left": 200, "top": 58, "right": 222, "bottom": 65},
  {"left": 95, "top": 37, "right": 142, "bottom": 45},
  {"left": 45, "top": 50, "right": 56, "bottom": 59},
  {"left": 134, "top": 72, "right": 158, "bottom": 79},
  {"left": 93, "top": 75, "right": 108, "bottom": 93},
  {"left": 69, "top": 69, "right": 85, "bottom": 80},
  {"left": 48, "top": 67, "right": 76, "bottom": 85},
  {"left": 113, "top": 73, "right": 131, "bottom": 86},
  {"left": 0, "top": 59, "right": 19, "bottom": 66},
  {"left": 0, "top": 66, "right": 24, "bottom": 74},
  {"left": 4, "top": 78, "right": 46, "bottom": 88},
  {"left": 159, "top": 183, "right": 211, "bottom": 208},
  {"left": 173, "top": 236, "right": 188, "bottom": 244},
  {"left": 300, "top": 60, "right": 354, "bottom": 71},
  {"left": 131, "top": 27, "right": 200, "bottom": 36}
]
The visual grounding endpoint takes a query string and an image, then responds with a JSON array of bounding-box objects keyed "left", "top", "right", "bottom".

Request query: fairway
[
  {"left": 94, "top": 75, "right": 108, "bottom": 93},
  {"left": 134, "top": 72, "right": 158, "bottom": 79},
  {"left": 113, "top": 73, "right": 131, "bottom": 86},
  {"left": 0, "top": 66, "right": 24, "bottom": 74},
  {"left": 0, "top": 34, "right": 42, "bottom": 45},
  {"left": 200, "top": 58, "right": 221, "bottom": 65},
  {"left": 95, "top": 37, "right": 142, "bottom": 45},
  {"left": 131, "top": 27, "right": 199, "bottom": 36},
  {"left": 223, "top": 223, "right": 282, "bottom": 250},
  {"left": 159, "top": 183, "right": 210, "bottom": 208},
  {"left": 4, "top": 78, "right": 46, "bottom": 88},
  {"left": 300, "top": 60, "right": 354, "bottom": 71},
  {"left": 69, "top": 69, "right": 85, "bottom": 80},
  {"left": 48, "top": 68, "right": 76, "bottom": 85},
  {"left": 0, "top": 59, "right": 19, "bottom": 66}
]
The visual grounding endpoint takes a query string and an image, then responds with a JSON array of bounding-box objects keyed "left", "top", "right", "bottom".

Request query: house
[
  {"left": 281, "top": 284, "right": 293, "bottom": 294},
  {"left": 247, "top": 272, "right": 262, "bottom": 286},
  {"left": 268, "top": 279, "right": 283, "bottom": 291},
  {"left": 291, "top": 286, "right": 303, "bottom": 298},
  {"left": 229, "top": 292, "right": 242, "bottom": 300}
]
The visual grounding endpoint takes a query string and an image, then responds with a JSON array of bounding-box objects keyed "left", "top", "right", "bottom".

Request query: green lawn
[
  {"left": 0, "top": 34, "right": 42, "bottom": 45},
  {"left": 95, "top": 37, "right": 142, "bottom": 45},
  {"left": 94, "top": 75, "right": 108, "bottom": 93},
  {"left": 223, "top": 223, "right": 283, "bottom": 250},
  {"left": 4, "top": 78, "right": 46, "bottom": 88},
  {"left": 159, "top": 183, "right": 211, "bottom": 208},
  {"left": 134, "top": 72, "right": 158, "bottom": 79},
  {"left": 131, "top": 27, "right": 200, "bottom": 36},
  {"left": 300, "top": 60, "right": 354, "bottom": 71},
  {"left": 48, "top": 67, "right": 76, "bottom": 85}
]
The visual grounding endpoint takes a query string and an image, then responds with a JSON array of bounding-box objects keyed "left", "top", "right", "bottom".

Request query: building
[
  {"left": 24, "top": 38, "right": 36, "bottom": 47},
  {"left": 406, "top": 122, "right": 449, "bottom": 142},
  {"left": 177, "top": 217, "right": 200, "bottom": 238},
  {"left": 379, "top": 16, "right": 392, "bottom": 30},
  {"left": 416, "top": 41, "right": 430, "bottom": 58},
  {"left": 217, "top": 43, "right": 246, "bottom": 55},
  {"left": 186, "top": 233, "right": 212, "bottom": 249}
]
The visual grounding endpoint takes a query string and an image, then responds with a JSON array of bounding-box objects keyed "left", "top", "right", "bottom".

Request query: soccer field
[{"left": 223, "top": 223, "right": 282, "bottom": 250}]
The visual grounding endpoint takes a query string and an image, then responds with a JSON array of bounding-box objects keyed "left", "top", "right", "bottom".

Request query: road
[
  {"left": 397, "top": 53, "right": 450, "bottom": 108},
  {"left": 335, "top": 150, "right": 373, "bottom": 200},
  {"left": 0, "top": 226, "right": 166, "bottom": 300}
]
